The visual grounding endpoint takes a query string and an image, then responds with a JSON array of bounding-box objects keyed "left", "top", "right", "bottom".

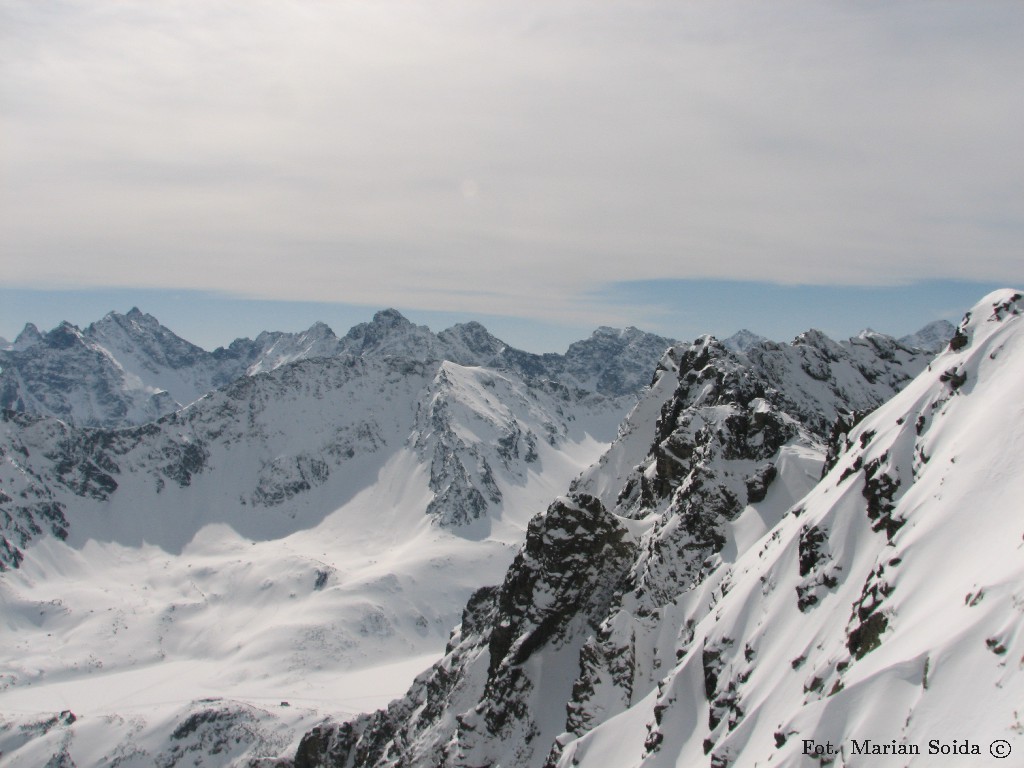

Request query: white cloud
[{"left": 2, "top": 0, "right": 1022, "bottom": 326}]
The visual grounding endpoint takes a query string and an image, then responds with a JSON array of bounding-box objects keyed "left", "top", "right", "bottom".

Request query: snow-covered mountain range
[
  {"left": 0, "top": 309, "right": 674, "bottom": 429},
  {"left": 0, "top": 309, "right": 671, "bottom": 765},
  {"left": 0, "top": 299, "right": 992, "bottom": 767},
  {"left": 291, "top": 291, "right": 1021, "bottom": 768}
]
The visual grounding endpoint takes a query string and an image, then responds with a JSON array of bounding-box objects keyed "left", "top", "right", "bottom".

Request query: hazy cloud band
[{"left": 3, "top": 0, "right": 1022, "bottom": 326}]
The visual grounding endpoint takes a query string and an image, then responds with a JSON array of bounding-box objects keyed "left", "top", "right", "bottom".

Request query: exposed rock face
[
  {"left": 0, "top": 412, "right": 71, "bottom": 570},
  {"left": 87, "top": 308, "right": 212, "bottom": 373},
  {"left": 293, "top": 492, "right": 637, "bottom": 768}
]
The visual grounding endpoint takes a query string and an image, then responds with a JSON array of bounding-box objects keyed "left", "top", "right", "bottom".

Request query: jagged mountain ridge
[
  {"left": 551, "top": 290, "right": 1024, "bottom": 768},
  {"left": 0, "top": 308, "right": 678, "bottom": 428},
  {"left": 291, "top": 312, "right": 943, "bottom": 767},
  {"left": 0, "top": 303, "right": 672, "bottom": 571}
]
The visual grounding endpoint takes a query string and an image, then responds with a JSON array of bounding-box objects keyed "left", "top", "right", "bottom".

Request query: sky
[{"left": 1, "top": 1, "right": 1021, "bottom": 352}]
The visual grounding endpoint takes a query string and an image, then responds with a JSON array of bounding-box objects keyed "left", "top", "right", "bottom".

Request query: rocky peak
[
  {"left": 791, "top": 327, "right": 844, "bottom": 357},
  {"left": 90, "top": 308, "right": 157, "bottom": 336},
  {"left": 898, "top": 318, "right": 956, "bottom": 353},
  {"left": 13, "top": 323, "right": 43, "bottom": 350},
  {"left": 343, "top": 307, "right": 412, "bottom": 337},
  {"left": 86, "top": 309, "right": 208, "bottom": 370},
  {"left": 561, "top": 326, "right": 677, "bottom": 398},
  {"left": 722, "top": 328, "right": 768, "bottom": 353},
  {"left": 374, "top": 307, "right": 409, "bottom": 325},
  {"left": 364, "top": 308, "right": 417, "bottom": 338},
  {"left": 341, "top": 308, "right": 439, "bottom": 359},
  {"left": 436, "top": 321, "right": 507, "bottom": 364},
  {"left": 123, "top": 306, "right": 158, "bottom": 328},
  {"left": 44, "top": 322, "right": 87, "bottom": 350},
  {"left": 301, "top": 321, "right": 336, "bottom": 340},
  {"left": 487, "top": 493, "right": 637, "bottom": 674},
  {"left": 567, "top": 326, "right": 672, "bottom": 355}
]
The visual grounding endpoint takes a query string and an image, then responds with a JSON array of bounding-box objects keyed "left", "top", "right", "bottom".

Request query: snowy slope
[
  {"left": 553, "top": 289, "right": 1024, "bottom": 767},
  {"left": 292, "top": 322, "right": 935, "bottom": 768}
]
